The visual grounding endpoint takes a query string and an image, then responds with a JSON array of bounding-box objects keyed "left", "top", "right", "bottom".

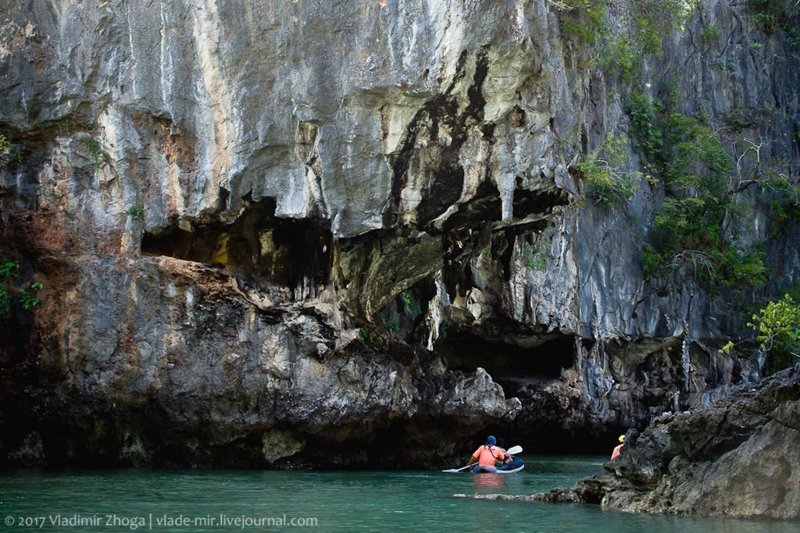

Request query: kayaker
[
  {"left": 468, "top": 435, "right": 505, "bottom": 473},
  {"left": 611, "top": 434, "right": 625, "bottom": 460},
  {"left": 495, "top": 437, "right": 513, "bottom": 465}
]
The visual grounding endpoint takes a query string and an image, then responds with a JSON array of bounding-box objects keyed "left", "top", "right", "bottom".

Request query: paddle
[{"left": 441, "top": 445, "right": 523, "bottom": 473}]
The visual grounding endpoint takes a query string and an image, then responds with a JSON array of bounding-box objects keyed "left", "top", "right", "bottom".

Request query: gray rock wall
[{"left": 0, "top": 0, "right": 797, "bottom": 465}]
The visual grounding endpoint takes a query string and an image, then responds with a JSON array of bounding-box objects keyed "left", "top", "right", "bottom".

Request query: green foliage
[
  {"left": 748, "top": 294, "right": 800, "bottom": 374},
  {"left": 702, "top": 24, "right": 721, "bottom": 45},
  {"left": 522, "top": 239, "right": 549, "bottom": 271},
  {"left": 557, "top": 1, "right": 694, "bottom": 79},
  {"left": 358, "top": 327, "right": 387, "bottom": 348},
  {"left": 0, "top": 261, "right": 20, "bottom": 278},
  {"left": 87, "top": 138, "right": 104, "bottom": 169},
  {"left": 574, "top": 134, "right": 650, "bottom": 206},
  {"left": 763, "top": 174, "right": 800, "bottom": 232},
  {"left": 630, "top": 0, "right": 695, "bottom": 55},
  {"left": 663, "top": 112, "right": 731, "bottom": 193},
  {"left": 746, "top": 0, "right": 800, "bottom": 41},
  {"left": 0, "top": 261, "right": 42, "bottom": 317},
  {"left": 631, "top": 93, "right": 766, "bottom": 291},
  {"left": 575, "top": 163, "right": 641, "bottom": 206},
  {"left": 724, "top": 108, "right": 755, "bottom": 132},
  {"left": 601, "top": 35, "right": 639, "bottom": 82},
  {"left": 19, "top": 282, "right": 43, "bottom": 310},
  {"left": 628, "top": 91, "right": 665, "bottom": 166},
  {"left": 0, "top": 135, "right": 22, "bottom": 167},
  {"left": 125, "top": 205, "right": 145, "bottom": 219},
  {"left": 557, "top": 0, "right": 610, "bottom": 45},
  {"left": 401, "top": 289, "right": 422, "bottom": 317}
]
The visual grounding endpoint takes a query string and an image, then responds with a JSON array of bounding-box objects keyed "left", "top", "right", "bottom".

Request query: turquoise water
[{"left": 0, "top": 456, "right": 793, "bottom": 532}]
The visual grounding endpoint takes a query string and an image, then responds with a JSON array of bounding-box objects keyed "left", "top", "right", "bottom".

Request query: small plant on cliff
[
  {"left": 573, "top": 134, "right": 644, "bottom": 205},
  {"left": 630, "top": 0, "right": 696, "bottom": 55},
  {"left": 125, "top": 205, "right": 145, "bottom": 219},
  {"left": 0, "top": 135, "right": 22, "bottom": 167},
  {"left": 702, "top": 24, "right": 721, "bottom": 45},
  {"left": 521, "top": 239, "right": 549, "bottom": 271},
  {"left": 763, "top": 173, "right": 800, "bottom": 234},
  {"left": 554, "top": 0, "right": 610, "bottom": 45},
  {"left": 401, "top": 289, "right": 422, "bottom": 317},
  {"left": 87, "top": 138, "right": 104, "bottom": 169},
  {"left": 19, "top": 282, "right": 43, "bottom": 310},
  {"left": 748, "top": 294, "right": 800, "bottom": 375},
  {"left": 358, "top": 327, "right": 386, "bottom": 349},
  {"left": 0, "top": 261, "right": 43, "bottom": 317}
]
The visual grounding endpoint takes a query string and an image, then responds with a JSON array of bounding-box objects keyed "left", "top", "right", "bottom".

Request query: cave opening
[
  {"left": 436, "top": 332, "right": 576, "bottom": 395},
  {"left": 141, "top": 198, "right": 332, "bottom": 292}
]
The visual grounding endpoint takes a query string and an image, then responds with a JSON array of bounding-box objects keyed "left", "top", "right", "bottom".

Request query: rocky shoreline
[{"left": 457, "top": 365, "right": 800, "bottom": 520}]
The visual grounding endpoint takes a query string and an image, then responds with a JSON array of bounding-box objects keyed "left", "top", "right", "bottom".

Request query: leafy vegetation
[
  {"left": 763, "top": 174, "right": 800, "bottom": 233},
  {"left": 125, "top": 205, "right": 145, "bottom": 219},
  {"left": 630, "top": 0, "right": 695, "bottom": 55},
  {"left": 630, "top": 91, "right": 768, "bottom": 290},
  {"left": 401, "top": 289, "right": 422, "bottom": 317},
  {"left": 0, "top": 134, "right": 22, "bottom": 167},
  {"left": 702, "top": 24, "right": 721, "bottom": 45},
  {"left": 748, "top": 294, "right": 800, "bottom": 374},
  {"left": 554, "top": 2, "right": 790, "bottom": 295},
  {"left": 601, "top": 35, "right": 639, "bottom": 82},
  {"left": 556, "top": 0, "right": 696, "bottom": 65},
  {"left": 88, "top": 138, "right": 104, "bottom": 169},
  {"left": 0, "top": 261, "right": 42, "bottom": 317},
  {"left": 555, "top": 0, "right": 609, "bottom": 45},
  {"left": 358, "top": 326, "right": 387, "bottom": 348},
  {"left": 521, "top": 238, "right": 550, "bottom": 271},
  {"left": 574, "top": 133, "right": 646, "bottom": 205},
  {"left": 745, "top": 0, "right": 800, "bottom": 45}
]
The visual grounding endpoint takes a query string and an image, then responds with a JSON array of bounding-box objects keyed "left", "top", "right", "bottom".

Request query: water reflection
[{"left": 471, "top": 473, "right": 505, "bottom": 491}]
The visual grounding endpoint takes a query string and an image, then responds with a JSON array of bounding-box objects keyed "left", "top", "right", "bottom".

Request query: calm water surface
[{"left": 0, "top": 455, "right": 793, "bottom": 532}]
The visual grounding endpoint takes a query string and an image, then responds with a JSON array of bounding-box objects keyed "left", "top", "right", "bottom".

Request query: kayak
[
  {"left": 470, "top": 457, "right": 524, "bottom": 474},
  {"left": 441, "top": 445, "right": 525, "bottom": 473}
]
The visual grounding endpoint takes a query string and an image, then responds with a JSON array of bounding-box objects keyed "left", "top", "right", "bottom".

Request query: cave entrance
[
  {"left": 141, "top": 198, "right": 332, "bottom": 292},
  {"left": 436, "top": 332, "right": 575, "bottom": 394}
]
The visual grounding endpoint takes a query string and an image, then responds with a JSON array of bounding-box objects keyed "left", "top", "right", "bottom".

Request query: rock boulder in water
[{"left": 535, "top": 365, "right": 800, "bottom": 520}]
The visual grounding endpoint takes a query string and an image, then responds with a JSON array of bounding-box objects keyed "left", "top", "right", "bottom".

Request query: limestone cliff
[{"left": 0, "top": 1, "right": 798, "bottom": 467}]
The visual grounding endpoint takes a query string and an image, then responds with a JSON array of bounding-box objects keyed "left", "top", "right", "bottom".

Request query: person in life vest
[
  {"left": 468, "top": 435, "right": 505, "bottom": 473},
  {"left": 611, "top": 434, "right": 625, "bottom": 460},
  {"left": 495, "top": 437, "right": 514, "bottom": 465}
]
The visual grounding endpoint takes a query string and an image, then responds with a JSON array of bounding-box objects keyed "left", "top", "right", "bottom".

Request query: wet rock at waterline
[
  {"left": 0, "top": 0, "right": 798, "bottom": 472},
  {"left": 532, "top": 366, "right": 800, "bottom": 520},
  {"left": 0, "top": 256, "right": 519, "bottom": 468}
]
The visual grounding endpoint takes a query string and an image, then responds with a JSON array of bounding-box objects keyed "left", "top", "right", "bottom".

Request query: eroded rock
[{"left": 535, "top": 366, "right": 800, "bottom": 520}]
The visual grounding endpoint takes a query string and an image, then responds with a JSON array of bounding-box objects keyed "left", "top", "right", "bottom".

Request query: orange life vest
[{"left": 473, "top": 445, "right": 504, "bottom": 466}]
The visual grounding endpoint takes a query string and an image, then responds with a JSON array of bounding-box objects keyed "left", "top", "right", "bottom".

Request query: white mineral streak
[
  {"left": 189, "top": 0, "right": 235, "bottom": 213},
  {"left": 427, "top": 270, "right": 451, "bottom": 350},
  {"left": 428, "top": 0, "right": 467, "bottom": 89}
]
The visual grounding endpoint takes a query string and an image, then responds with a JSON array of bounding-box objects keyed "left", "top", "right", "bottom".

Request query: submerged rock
[{"left": 534, "top": 365, "right": 800, "bottom": 520}]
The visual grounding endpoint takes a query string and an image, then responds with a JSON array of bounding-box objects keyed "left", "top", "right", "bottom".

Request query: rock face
[
  {"left": 533, "top": 365, "right": 800, "bottom": 520},
  {"left": 0, "top": 1, "right": 798, "bottom": 466}
]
